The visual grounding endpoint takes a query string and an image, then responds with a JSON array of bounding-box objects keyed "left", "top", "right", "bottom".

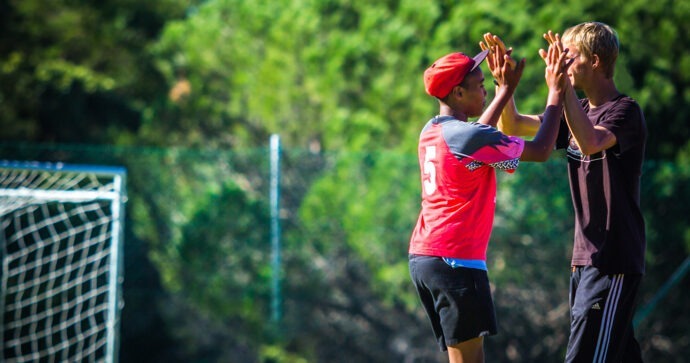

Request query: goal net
[{"left": 0, "top": 161, "right": 126, "bottom": 363}]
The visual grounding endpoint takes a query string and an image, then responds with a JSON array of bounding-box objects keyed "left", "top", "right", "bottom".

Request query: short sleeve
[
  {"left": 598, "top": 98, "right": 645, "bottom": 154},
  {"left": 443, "top": 122, "right": 524, "bottom": 173},
  {"left": 470, "top": 135, "right": 524, "bottom": 173}
]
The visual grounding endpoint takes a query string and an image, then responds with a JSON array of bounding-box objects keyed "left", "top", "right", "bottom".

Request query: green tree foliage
[{"left": 0, "top": 0, "right": 190, "bottom": 143}]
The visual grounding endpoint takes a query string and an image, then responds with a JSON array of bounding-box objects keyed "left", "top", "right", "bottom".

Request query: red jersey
[{"left": 409, "top": 116, "right": 524, "bottom": 260}]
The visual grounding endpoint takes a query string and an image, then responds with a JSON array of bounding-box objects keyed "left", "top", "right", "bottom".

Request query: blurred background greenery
[{"left": 1, "top": 0, "right": 688, "bottom": 362}]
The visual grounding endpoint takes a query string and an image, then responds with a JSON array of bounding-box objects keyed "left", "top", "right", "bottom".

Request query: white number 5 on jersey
[{"left": 423, "top": 146, "right": 437, "bottom": 195}]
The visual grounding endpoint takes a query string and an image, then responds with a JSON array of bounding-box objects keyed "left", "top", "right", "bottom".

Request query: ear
[
  {"left": 453, "top": 85, "right": 463, "bottom": 98},
  {"left": 591, "top": 53, "right": 600, "bottom": 70}
]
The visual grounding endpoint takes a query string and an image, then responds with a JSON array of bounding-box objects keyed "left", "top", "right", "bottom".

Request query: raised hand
[
  {"left": 543, "top": 30, "right": 561, "bottom": 48},
  {"left": 479, "top": 33, "right": 517, "bottom": 76},
  {"left": 494, "top": 48, "right": 525, "bottom": 93},
  {"left": 479, "top": 33, "right": 524, "bottom": 91},
  {"left": 538, "top": 31, "right": 566, "bottom": 65},
  {"left": 539, "top": 33, "right": 571, "bottom": 94}
]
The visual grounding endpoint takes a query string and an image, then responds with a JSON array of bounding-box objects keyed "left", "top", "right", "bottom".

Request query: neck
[
  {"left": 584, "top": 78, "right": 620, "bottom": 107},
  {"left": 439, "top": 103, "right": 468, "bottom": 121}
]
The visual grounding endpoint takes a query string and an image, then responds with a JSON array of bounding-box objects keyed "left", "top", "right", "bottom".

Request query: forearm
[
  {"left": 497, "top": 95, "right": 519, "bottom": 132},
  {"left": 497, "top": 95, "right": 541, "bottom": 136},
  {"left": 477, "top": 87, "right": 513, "bottom": 127},
  {"left": 563, "top": 87, "right": 611, "bottom": 155},
  {"left": 520, "top": 90, "right": 562, "bottom": 161}
]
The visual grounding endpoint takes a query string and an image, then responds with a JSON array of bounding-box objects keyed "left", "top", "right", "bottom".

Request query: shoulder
[
  {"left": 613, "top": 95, "right": 641, "bottom": 111},
  {"left": 442, "top": 120, "right": 497, "bottom": 134},
  {"left": 590, "top": 95, "right": 641, "bottom": 120},
  {"left": 600, "top": 95, "right": 647, "bottom": 150},
  {"left": 606, "top": 95, "right": 645, "bottom": 123},
  {"left": 441, "top": 121, "right": 511, "bottom": 155},
  {"left": 423, "top": 119, "right": 524, "bottom": 163},
  {"left": 443, "top": 121, "right": 502, "bottom": 143}
]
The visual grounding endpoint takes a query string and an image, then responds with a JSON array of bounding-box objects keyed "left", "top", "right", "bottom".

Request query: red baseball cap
[{"left": 423, "top": 49, "right": 489, "bottom": 99}]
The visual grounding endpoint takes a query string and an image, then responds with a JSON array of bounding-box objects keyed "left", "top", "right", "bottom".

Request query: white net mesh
[{"left": 0, "top": 162, "right": 125, "bottom": 363}]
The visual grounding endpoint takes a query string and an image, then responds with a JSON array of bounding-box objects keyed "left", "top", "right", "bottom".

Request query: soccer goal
[{"left": 0, "top": 161, "right": 126, "bottom": 363}]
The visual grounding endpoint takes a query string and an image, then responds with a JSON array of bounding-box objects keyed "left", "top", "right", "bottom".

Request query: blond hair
[{"left": 562, "top": 22, "right": 619, "bottom": 78}]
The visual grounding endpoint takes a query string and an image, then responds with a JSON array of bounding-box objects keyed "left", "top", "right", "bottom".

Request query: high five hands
[
  {"left": 539, "top": 31, "right": 573, "bottom": 94},
  {"left": 479, "top": 33, "right": 525, "bottom": 92},
  {"left": 479, "top": 33, "right": 517, "bottom": 71},
  {"left": 480, "top": 31, "right": 572, "bottom": 93}
]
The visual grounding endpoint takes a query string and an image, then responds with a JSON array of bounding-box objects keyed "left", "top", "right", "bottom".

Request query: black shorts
[{"left": 409, "top": 254, "right": 497, "bottom": 351}]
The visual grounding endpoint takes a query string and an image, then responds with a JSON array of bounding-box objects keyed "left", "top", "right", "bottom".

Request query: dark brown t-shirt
[{"left": 556, "top": 95, "right": 647, "bottom": 274}]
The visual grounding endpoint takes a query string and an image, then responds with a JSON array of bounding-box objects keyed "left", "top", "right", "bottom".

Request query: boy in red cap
[{"left": 408, "top": 42, "right": 571, "bottom": 363}]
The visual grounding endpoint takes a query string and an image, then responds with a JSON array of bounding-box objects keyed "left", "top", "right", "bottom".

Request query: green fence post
[{"left": 270, "top": 134, "right": 282, "bottom": 324}]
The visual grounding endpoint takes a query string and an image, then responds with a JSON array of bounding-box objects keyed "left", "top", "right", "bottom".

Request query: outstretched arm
[
  {"left": 520, "top": 35, "right": 571, "bottom": 161},
  {"left": 480, "top": 33, "right": 541, "bottom": 136},
  {"left": 476, "top": 44, "right": 526, "bottom": 128},
  {"left": 562, "top": 87, "right": 617, "bottom": 154},
  {"left": 498, "top": 96, "right": 542, "bottom": 136},
  {"left": 542, "top": 31, "right": 617, "bottom": 155}
]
